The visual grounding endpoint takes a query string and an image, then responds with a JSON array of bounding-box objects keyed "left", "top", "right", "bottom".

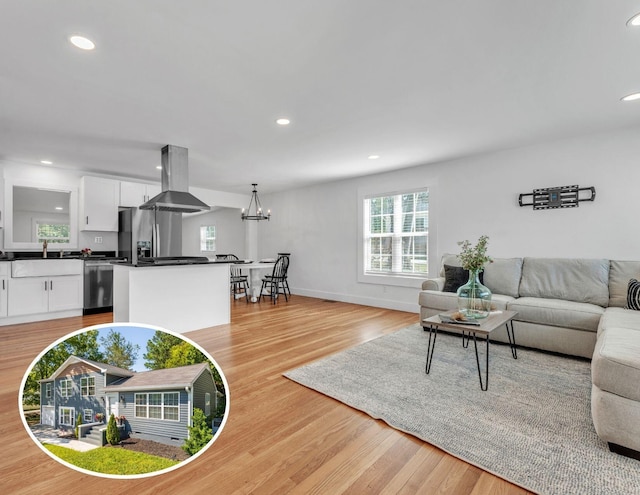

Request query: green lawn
[{"left": 44, "top": 444, "right": 179, "bottom": 475}]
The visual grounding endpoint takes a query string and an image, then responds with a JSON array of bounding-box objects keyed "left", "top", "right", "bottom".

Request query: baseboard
[
  {"left": 292, "top": 288, "right": 420, "bottom": 313},
  {"left": 608, "top": 442, "right": 640, "bottom": 461}
]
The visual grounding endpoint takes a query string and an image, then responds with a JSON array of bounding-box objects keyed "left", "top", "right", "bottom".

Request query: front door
[{"left": 106, "top": 394, "right": 119, "bottom": 420}]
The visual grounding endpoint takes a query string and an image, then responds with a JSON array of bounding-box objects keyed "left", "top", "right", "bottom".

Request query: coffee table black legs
[
  {"left": 471, "top": 333, "right": 490, "bottom": 391},
  {"left": 506, "top": 321, "right": 517, "bottom": 359},
  {"left": 427, "top": 322, "right": 518, "bottom": 391},
  {"left": 423, "top": 325, "right": 438, "bottom": 374}
]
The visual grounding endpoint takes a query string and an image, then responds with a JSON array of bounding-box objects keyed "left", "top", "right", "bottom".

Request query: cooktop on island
[{"left": 135, "top": 256, "right": 211, "bottom": 266}]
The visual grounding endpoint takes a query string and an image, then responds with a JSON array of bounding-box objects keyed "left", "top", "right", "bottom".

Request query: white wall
[
  {"left": 182, "top": 207, "right": 246, "bottom": 258},
  {"left": 258, "top": 125, "right": 640, "bottom": 312}
]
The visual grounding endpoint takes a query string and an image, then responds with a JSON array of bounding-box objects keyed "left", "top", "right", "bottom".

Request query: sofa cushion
[
  {"left": 598, "top": 307, "right": 640, "bottom": 337},
  {"left": 592, "top": 327, "right": 640, "bottom": 402},
  {"left": 519, "top": 257, "right": 609, "bottom": 307},
  {"left": 608, "top": 260, "right": 640, "bottom": 308},
  {"left": 482, "top": 257, "right": 523, "bottom": 298},
  {"left": 443, "top": 265, "right": 483, "bottom": 292},
  {"left": 507, "top": 297, "right": 604, "bottom": 332},
  {"left": 627, "top": 278, "right": 640, "bottom": 311}
]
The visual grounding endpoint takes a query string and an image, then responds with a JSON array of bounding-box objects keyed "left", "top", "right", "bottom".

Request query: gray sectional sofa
[{"left": 418, "top": 255, "right": 640, "bottom": 456}]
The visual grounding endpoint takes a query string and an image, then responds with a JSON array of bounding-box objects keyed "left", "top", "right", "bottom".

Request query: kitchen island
[{"left": 113, "top": 262, "right": 230, "bottom": 333}]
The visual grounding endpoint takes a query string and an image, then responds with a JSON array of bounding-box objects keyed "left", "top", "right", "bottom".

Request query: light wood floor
[{"left": 0, "top": 296, "right": 531, "bottom": 494}]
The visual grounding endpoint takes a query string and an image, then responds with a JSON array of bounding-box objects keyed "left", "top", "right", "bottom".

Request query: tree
[
  {"left": 106, "top": 413, "right": 120, "bottom": 445},
  {"left": 182, "top": 408, "right": 212, "bottom": 455},
  {"left": 100, "top": 329, "right": 139, "bottom": 370},
  {"left": 143, "top": 331, "right": 183, "bottom": 370},
  {"left": 23, "top": 330, "right": 103, "bottom": 405}
]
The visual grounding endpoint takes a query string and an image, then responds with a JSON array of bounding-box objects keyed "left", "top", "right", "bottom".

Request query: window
[
  {"left": 134, "top": 392, "right": 180, "bottom": 421},
  {"left": 60, "top": 379, "right": 72, "bottom": 397},
  {"left": 59, "top": 407, "right": 75, "bottom": 426},
  {"left": 80, "top": 377, "right": 95, "bottom": 396},
  {"left": 45, "top": 383, "right": 52, "bottom": 399},
  {"left": 149, "top": 393, "right": 162, "bottom": 419},
  {"left": 364, "top": 190, "right": 428, "bottom": 276},
  {"left": 205, "top": 392, "right": 211, "bottom": 417},
  {"left": 135, "top": 394, "right": 148, "bottom": 418},
  {"left": 164, "top": 393, "right": 179, "bottom": 421},
  {"left": 36, "top": 221, "right": 70, "bottom": 244},
  {"left": 83, "top": 409, "right": 93, "bottom": 423},
  {"left": 200, "top": 226, "right": 216, "bottom": 252}
]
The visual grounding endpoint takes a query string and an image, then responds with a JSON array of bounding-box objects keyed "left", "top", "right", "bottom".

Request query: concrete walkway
[{"left": 30, "top": 424, "right": 99, "bottom": 452}]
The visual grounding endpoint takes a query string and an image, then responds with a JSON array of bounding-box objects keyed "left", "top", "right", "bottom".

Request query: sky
[{"left": 95, "top": 325, "right": 159, "bottom": 372}]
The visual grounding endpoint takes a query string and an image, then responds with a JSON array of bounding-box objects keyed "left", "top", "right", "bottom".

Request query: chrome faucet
[{"left": 42, "top": 240, "right": 48, "bottom": 258}]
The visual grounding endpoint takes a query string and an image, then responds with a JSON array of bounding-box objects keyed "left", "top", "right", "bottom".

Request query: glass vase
[{"left": 456, "top": 269, "right": 492, "bottom": 319}]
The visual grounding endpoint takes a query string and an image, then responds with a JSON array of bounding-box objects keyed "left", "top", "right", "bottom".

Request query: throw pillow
[
  {"left": 626, "top": 279, "right": 640, "bottom": 311},
  {"left": 442, "top": 265, "right": 484, "bottom": 293}
]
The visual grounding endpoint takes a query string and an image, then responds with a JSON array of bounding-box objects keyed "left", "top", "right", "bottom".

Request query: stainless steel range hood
[{"left": 140, "top": 145, "right": 210, "bottom": 213}]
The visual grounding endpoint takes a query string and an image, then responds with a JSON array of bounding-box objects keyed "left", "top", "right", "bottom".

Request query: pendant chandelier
[{"left": 241, "top": 183, "right": 271, "bottom": 221}]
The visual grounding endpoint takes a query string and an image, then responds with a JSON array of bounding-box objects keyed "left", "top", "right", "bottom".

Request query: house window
[
  {"left": 200, "top": 226, "right": 216, "bottom": 252},
  {"left": 45, "top": 383, "right": 52, "bottom": 399},
  {"left": 83, "top": 409, "right": 93, "bottom": 423},
  {"left": 134, "top": 392, "right": 180, "bottom": 421},
  {"left": 80, "top": 377, "right": 95, "bottom": 396},
  {"left": 363, "top": 190, "right": 428, "bottom": 277},
  {"left": 59, "top": 407, "right": 75, "bottom": 426},
  {"left": 149, "top": 393, "right": 163, "bottom": 419},
  {"left": 205, "top": 392, "right": 211, "bottom": 417},
  {"left": 135, "top": 394, "right": 148, "bottom": 418},
  {"left": 60, "top": 379, "right": 72, "bottom": 397},
  {"left": 36, "top": 221, "right": 70, "bottom": 244},
  {"left": 164, "top": 393, "right": 179, "bottom": 421}
]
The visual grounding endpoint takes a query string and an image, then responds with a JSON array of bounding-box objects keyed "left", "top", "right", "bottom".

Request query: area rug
[{"left": 284, "top": 324, "right": 640, "bottom": 495}]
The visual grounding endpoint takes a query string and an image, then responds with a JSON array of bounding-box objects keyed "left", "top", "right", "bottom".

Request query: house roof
[
  {"left": 42, "top": 355, "right": 135, "bottom": 382},
  {"left": 106, "top": 362, "right": 212, "bottom": 392}
]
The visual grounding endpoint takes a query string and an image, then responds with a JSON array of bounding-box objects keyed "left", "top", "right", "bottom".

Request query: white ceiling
[{"left": 2, "top": 1, "right": 640, "bottom": 195}]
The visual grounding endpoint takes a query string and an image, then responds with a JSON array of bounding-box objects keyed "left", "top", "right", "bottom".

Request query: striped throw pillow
[{"left": 627, "top": 279, "right": 640, "bottom": 311}]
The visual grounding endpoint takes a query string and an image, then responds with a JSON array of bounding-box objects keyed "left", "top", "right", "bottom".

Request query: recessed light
[
  {"left": 40, "top": 160, "right": 53, "bottom": 165},
  {"left": 621, "top": 92, "right": 640, "bottom": 102},
  {"left": 627, "top": 13, "right": 640, "bottom": 26},
  {"left": 55, "top": 207, "right": 63, "bottom": 211},
  {"left": 156, "top": 165, "right": 162, "bottom": 170},
  {"left": 275, "top": 118, "right": 291, "bottom": 126},
  {"left": 368, "top": 155, "right": 380, "bottom": 160},
  {"left": 70, "top": 35, "right": 95, "bottom": 50}
]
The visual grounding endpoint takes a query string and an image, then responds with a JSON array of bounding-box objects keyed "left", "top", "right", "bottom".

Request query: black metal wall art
[{"left": 518, "top": 185, "right": 596, "bottom": 210}]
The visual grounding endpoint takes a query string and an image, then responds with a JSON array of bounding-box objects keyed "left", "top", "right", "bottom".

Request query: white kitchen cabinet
[
  {"left": 0, "top": 178, "right": 4, "bottom": 229},
  {"left": 0, "top": 263, "right": 9, "bottom": 318},
  {"left": 119, "top": 181, "right": 161, "bottom": 207},
  {"left": 79, "top": 176, "right": 119, "bottom": 231},
  {"left": 8, "top": 275, "right": 83, "bottom": 317}
]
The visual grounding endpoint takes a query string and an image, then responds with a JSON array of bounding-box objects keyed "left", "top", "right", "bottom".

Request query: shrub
[
  {"left": 106, "top": 413, "right": 120, "bottom": 446},
  {"left": 182, "top": 408, "right": 213, "bottom": 456},
  {"left": 74, "top": 411, "right": 82, "bottom": 438}
]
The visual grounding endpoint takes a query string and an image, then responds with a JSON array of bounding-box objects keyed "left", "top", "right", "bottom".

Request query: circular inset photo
[{"left": 19, "top": 323, "right": 229, "bottom": 478}]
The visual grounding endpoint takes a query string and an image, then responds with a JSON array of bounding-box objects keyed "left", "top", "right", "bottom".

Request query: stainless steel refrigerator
[{"left": 118, "top": 207, "right": 182, "bottom": 264}]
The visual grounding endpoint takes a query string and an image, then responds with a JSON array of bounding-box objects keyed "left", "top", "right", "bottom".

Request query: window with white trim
[
  {"left": 134, "top": 392, "right": 180, "bottom": 421},
  {"left": 45, "top": 383, "right": 52, "bottom": 399},
  {"left": 60, "top": 379, "right": 72, "bottom": 397},
  {"left": 59, "top": 407, "right": 75, "bottom": 426},
  {"left": 80, "top": 376, "right": 95, "bottom": 396},
  {"left": 363, "top": 190, "right": 428, "bottom": 276},
  {"left": 36, "top": 221, "right": 70, "bottom": 244},
  {"left": 83, "top": 409, "right": 93, "bottom": 423},
  {"left": 200, "top": 226, "right": 216, "bottom": 252},
  {"left": 205, "top": 392, "right": 211, "bottom": 417}
]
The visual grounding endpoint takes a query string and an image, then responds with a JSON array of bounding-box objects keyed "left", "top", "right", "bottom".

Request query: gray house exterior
[{"left": 40, "top": 356, "right": 218, "bottom": 443}]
